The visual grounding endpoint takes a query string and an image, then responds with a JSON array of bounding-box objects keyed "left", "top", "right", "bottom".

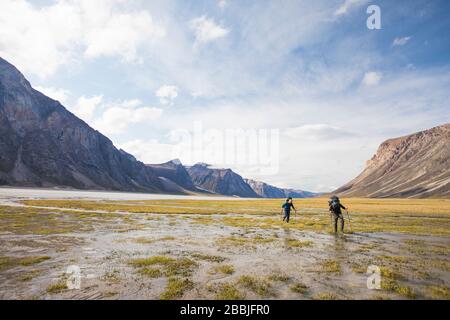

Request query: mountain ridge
[{"left": 334, "top": 124, "right": 450, "bottom": 198}]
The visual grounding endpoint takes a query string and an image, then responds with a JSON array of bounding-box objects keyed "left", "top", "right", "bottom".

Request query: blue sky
[{"left": 1, "top": 0, "right": 449, "bottom": 192}]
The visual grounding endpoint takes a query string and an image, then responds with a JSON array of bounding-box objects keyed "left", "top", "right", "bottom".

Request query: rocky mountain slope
[
  {"left": 334, "top": 124, "right": 450, "bottom": 198},
  {"left": 0, "top": 57, "right": 170, "bottom": 193},
  {"left": 186, "top": 163, "right": 260, "bottom": 197},
  {"left": 0, "top": 57, "right": 315, "bottom": 198},
  {"left": 146, "top": 159, "right": 200, "bottom": 193}
]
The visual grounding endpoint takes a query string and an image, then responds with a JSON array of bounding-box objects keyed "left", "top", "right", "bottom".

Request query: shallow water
[
  {"left": 0, "top": 189, "right": 448, "bottom": 300},
  {"left": 0, "top": 187, "right": 247, "bottom": 201}
]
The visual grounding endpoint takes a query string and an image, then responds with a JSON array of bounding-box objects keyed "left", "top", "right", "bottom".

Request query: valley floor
[{"left": 0, "top": 188, "right": 449, "bottom": 300}]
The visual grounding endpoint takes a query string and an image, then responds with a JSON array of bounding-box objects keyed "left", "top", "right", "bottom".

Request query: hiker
[
  {"left": 328, "top": 196, "right": 347, "bottom": 233},
  {"left": 281, "top": 197, "right": 297, "bottom": 223}
]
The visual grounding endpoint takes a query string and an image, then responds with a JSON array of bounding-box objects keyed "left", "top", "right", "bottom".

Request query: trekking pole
[
  {"left": 346, "top": 209, "right": 352, "bottom": 232},
  {"left": 329, "top": 212, "right": 333, "bottom": 233}
]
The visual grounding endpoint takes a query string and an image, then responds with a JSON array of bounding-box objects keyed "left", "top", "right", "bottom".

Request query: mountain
[
  {"left": 334, "top": 124, "right": 450, "bottom": 198},
  {"left": 146, "top": 159, "right": 200, "bottom": 193},
  {"left": 244, "top": 179, "right": 318, "bottom": 198},
  {"left": 186, "top": 163, "right": 260, "bottom": 197},
  {"left": 0, "top": 57, "right": 172, "bottom": 193},
  {"left": 0, "top": 57, "right": 315, "bottom": 197}
]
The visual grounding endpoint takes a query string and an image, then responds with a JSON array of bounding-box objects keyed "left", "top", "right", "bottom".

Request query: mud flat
[{"left": 0, "top": 191, "right": 449, "bottom": 300}]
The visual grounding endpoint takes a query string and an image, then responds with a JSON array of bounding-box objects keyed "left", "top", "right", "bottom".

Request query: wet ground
[{"left": 0, "top": 189, "right": 449, "bottom": 300}]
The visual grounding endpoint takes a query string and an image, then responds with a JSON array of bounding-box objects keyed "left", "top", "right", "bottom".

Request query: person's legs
[
  {"left": 339, "top": 214, "right": 345, "bottom": 232},
  {"left": 333, "top": 214, "right": 338, "bottom": 232},
  {"left": 284, "top": 212, "right": 290, "bottom": 223}
]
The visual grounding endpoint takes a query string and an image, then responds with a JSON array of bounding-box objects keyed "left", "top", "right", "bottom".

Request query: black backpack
[{"left": 329, "top": 197, "right": 341, "bottom": 213}]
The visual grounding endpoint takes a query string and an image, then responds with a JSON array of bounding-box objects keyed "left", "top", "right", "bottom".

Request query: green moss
[
  {"left": 214, "top": 264, "right": 235, "bottom": 275},
  {"left": 381, "top": 278, "right": 415, "bottom": 298},
  {"left": 0, "top": 256, "right": 12, "bottom": 271},
  {"left": 19, "top": 256, "right": 50, "bottom": 266},
  {"left": 428, "top": 285, "right": 450, "bottom": 299},
  {"left": 290, "top": 282, "right": 308, "bottom": 294},
  {"left": 237, "top": 275, "right": 275, "bottom": 298},
  {"left": 160, "top": 277, "right": 194, "bottom": 300},
  {"left": 20, "top": 270, "right": 41, "bottom": 282},
  {"left": 129, "top": 255, "right": 197, "bottom": 277},
  {"left": 286, "top": 239, "right": 313, "bottom": 248},
  {"left": 215, "top": 283, "right": 245, "bottom": 300},
  {"left": 139, "top": 267, "right": 163, "bottom": 278},
  {"left": 192, "top": 253, "right": 226, "bottom": 263},
  {"left": 321, "top": 260, "right": 341, "bottom": 274},
  {"left": 129, "top": 255, "right": 175, "bottom": 267},
  {"left": 267, "top": 273, "right": 290, "bottom": 282},
  {"left": 46, "top": 281, "right": 68, "bottom": 294},
  {"left": 312, "top": 293, "right": 339, "bottom": 300}
]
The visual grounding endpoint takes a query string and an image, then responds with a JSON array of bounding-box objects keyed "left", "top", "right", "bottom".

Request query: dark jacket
[
  {"left": 329, "top": 202, "right": 346, "bottom": 215},
  {"left": 282, "top": 202, "right": 296, "bottom": 213}
]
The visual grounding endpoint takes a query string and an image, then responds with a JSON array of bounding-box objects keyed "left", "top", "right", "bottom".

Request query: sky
[{"left": 1, "top": 0, "right": 449, "bottom": 192}]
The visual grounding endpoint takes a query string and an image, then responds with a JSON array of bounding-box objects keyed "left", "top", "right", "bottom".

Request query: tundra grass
[
  {"left": 46, "top": 280, "right": 68, "bottom": 294},
  {"left": 237, "top": 275, "right": 276, "bottom": 298},
  {"left": 214, "top": 264, "right": 235, "bottom": 275},
  {"left": 290, "top": 282, "right": 309, "bottom": 294},
  {"left": 160, "top": 277, "right": 194, "bottom": 300},
  {"left": 214, "top": 283, "right": 245, "bottom": 300},
  {"left": 20, "top": 198, "right": 450, "bottom": 215},
  {"left": 13, "top": 198, "right": 450, "bottom": 236},
  {"left": 129, "top": 255, "right": 197, "bottom": 278},
  {"left": 320, "top": 260, "right": 342, "bottom": 274},
  {"left": 19, "top": 256, "right": 50, "bottom": 266}
]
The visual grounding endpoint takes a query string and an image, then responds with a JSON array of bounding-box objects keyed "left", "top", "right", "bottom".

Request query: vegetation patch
[
  {"left": 19, "top": 256, "right": 51, "bottom": 266},
  {"left": 214, "top": 264, "right": 235, "bottom": 275},
  {"left": 192, "top": 253, "right": 226, "bottom": 263},
  {"left": 290, "top": 282, "right": 308, "bottom": 294},
  {"left": 160, "top": 277, "right": 194, "bottom": 300},
  {"left": 312, "top": 293, "right": 339, "bottom": 300},
  {"left": 380, "top": 266, "right": 415, "bottom": 298},
  {"left": 46, "top": 280, "right": 68, "bottom": 294},
  {"left": 267, "top": 273, "right": 290, "bottom": 282},
  {"left": 320, "top": 260, "right": 342, "bottom": 274},
  {"left": 286, "top": 239, "right": 313, "bottom": 248},
  {"left": 214, "top": 283, "right": 245, "bottom": 300},
  {"left": 427, "top": 285, "right": 450, "bottom": 299},
  {"left": 129, "top": 255, "right": 197, "bottom": 278},
  {"left": 237, "top": 275, "right": 276, "bottom": 298}
]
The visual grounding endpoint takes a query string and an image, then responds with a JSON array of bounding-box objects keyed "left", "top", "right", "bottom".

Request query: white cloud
[
  {"left": 362, "top": 71, "right": 382, "bottom": 86},
  {"left": 334, "top": 0, "right": 367, "bottom": 16},
  {"left": 119, "top": 139, "right": 177, "bottom": 164},
  {"left": 66, "top": 96, "right": 162, "bottom": 135},
  {"left": 283, "top": 124, "right": 354, "bottom": 140},
  {"left": 218, "top": 1, "right": 227, "bottom": 9},
  {"left": 156, "top": 85, "right": 178, "bottom": 105},
  {"left": 34, "top": 86, "right": 71, "bottom": 104},
  {"left": 392, "top": 36, "right": 412, "bottom": 46},
  {"left": 189, "top": 16, "right": 229, "bottom": 45},
  {"left": 0, "top": 0, "right": 165, "bottom": 78},
  {"left": 71, "top": 95, "right": 103, "bottom": 123},
  {"left": 94, "top": 104, "right": 163, "bottom": 135}
]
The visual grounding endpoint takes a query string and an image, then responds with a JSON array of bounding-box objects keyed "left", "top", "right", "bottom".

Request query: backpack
[{"left": 329, "top": 197, "right": 341, "bottom": 213}]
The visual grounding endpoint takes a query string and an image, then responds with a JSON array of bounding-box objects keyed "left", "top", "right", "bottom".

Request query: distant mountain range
[
  {"left": 0, "top": 57, "right": 315, "bottom": 198},
  {"left": 334, "top": 124, "right": 450, "bottom": 198},
  {"left": 244, "top": 178, "right": 318, "bottom": 198}
]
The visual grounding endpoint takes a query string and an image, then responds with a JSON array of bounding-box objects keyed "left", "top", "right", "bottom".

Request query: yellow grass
[{"left": 7, "top": 198, "right": 450, "bottom": 236}]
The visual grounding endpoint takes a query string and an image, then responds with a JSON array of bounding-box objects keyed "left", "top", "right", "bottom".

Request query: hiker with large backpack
[
  {"left": 328, "top": 196, "right": 348, "bottom": 233},
  {"left": 281, "top": 197, "right": 297, "bottom": 223}
]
